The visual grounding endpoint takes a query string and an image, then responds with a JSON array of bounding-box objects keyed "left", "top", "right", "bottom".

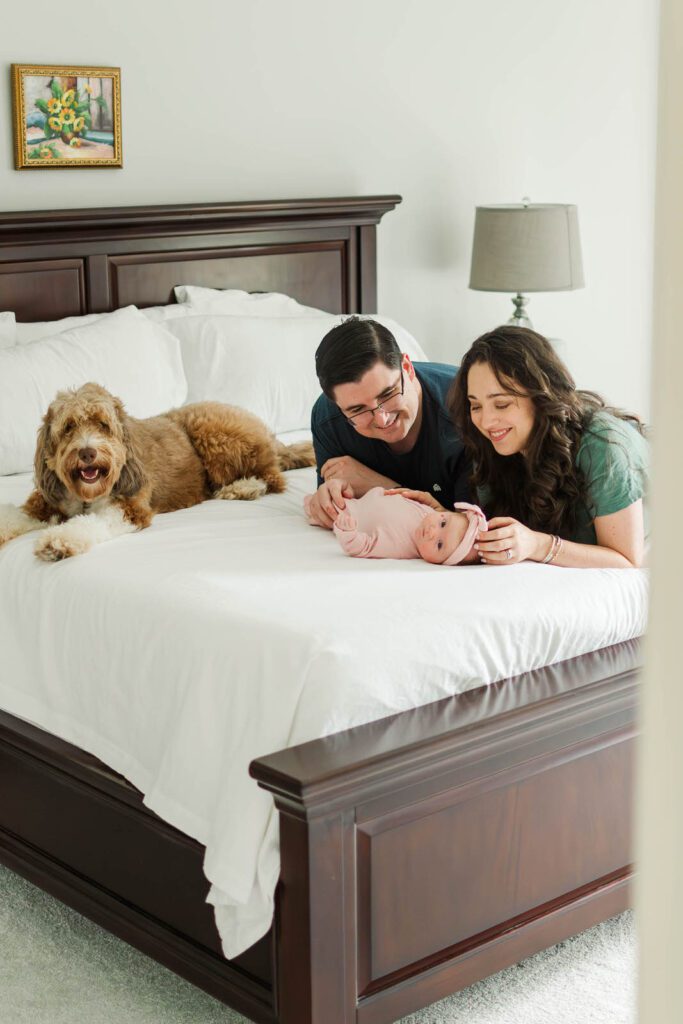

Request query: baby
[{"left": 303, "top": 486, "right": 487, "bottom": 565}]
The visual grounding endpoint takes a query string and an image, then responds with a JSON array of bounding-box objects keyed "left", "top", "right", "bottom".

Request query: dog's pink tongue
[{"left": 80, "top": 467, "right": 99, "bottom": 481}]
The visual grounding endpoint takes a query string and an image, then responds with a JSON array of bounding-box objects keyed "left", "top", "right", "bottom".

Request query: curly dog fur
[{"left": 0, "top": 382, "right": 314, "bottom": 561}]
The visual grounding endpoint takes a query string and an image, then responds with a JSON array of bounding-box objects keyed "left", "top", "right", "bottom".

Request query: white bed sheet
[{"left": 0, "top": 466, "right": 648, "bottom": 957}]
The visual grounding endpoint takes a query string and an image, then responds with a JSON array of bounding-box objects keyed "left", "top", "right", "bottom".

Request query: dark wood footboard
[
  {"left": 0, "top": 639, "right": 639, "bottom": 1023},
  {"left": 251, "top": 639, "right": 639, "bottom": 1024}
]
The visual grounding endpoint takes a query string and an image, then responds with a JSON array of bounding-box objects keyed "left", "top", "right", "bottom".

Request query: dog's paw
[
  {"left": 34, "top": 524, "right": 91, "bottom": 562},
  {"left": 214, "top": 477, "right": 268, "bottom": 501},
  {"left": 0, "top": 527, "right": 17, "bottom": 549},
  {"left": 0, "top": 505, "right": 43, "bottom": 548}
]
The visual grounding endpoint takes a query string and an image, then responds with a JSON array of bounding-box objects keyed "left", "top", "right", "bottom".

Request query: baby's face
[{"left": 414, "top": 510, "right": 470, "bottom": 564}]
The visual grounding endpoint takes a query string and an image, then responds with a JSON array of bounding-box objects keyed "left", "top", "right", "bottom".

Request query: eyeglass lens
[{"left": 346, "top": 373, "right": 404, "bottom": 427}]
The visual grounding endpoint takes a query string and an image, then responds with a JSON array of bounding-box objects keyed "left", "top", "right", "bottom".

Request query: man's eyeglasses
[{"left": 341, "top": 371, "right": 405, "bottom": 429}]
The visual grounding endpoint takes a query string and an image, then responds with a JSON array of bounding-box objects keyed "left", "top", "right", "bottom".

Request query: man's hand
[
  {"left": 321, "top": 456, "right": 396, "bottom": 497},
  {"left": 305, "top": 479, "right": 355, "bottom": 529},
  {"left": 384, "top": 487, "right": 447, "bottom": 512}
]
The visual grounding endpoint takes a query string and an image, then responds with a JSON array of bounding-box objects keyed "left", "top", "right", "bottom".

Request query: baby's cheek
[{"left": 415, "top": 536, "right": 436, "bottom": 563}]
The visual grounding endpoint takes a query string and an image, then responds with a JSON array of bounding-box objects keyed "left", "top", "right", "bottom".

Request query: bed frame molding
[{"left": 0, "top": 197, "right": 640, "bottom": 1024}]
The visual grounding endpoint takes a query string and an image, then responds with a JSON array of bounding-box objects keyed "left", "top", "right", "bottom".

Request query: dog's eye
[
  {"left": 99, "top": 421, "right": 110, "bottom": 434},
  {"left": 64, "top": 420, "right": 75, "bottom": 434}
]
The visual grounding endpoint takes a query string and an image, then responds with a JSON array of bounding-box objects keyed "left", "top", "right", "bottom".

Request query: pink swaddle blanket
[{"left": 330, "top": 487, "right": 431, "bottom": 559}]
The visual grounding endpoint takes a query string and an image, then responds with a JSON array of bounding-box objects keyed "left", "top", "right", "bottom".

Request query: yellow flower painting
[{"left": 12, "top": 64, "right": 122, "bottom": 169}]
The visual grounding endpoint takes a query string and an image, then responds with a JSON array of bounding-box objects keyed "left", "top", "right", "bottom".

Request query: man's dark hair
[{"left": 315, "top": 317, "right": 402, "bottom": 398}]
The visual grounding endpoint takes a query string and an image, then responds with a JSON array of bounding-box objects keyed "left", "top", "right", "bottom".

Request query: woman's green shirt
[
  {"left": 571, "top": 412, "right": 648, "bottom": 545},
  {"left": 475, "top": 411, "right": 649, "bottom": 545}
]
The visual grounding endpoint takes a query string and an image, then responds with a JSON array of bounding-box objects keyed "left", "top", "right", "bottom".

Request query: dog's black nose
[{"left": 78, "top": 447, "right": 97, "bottom": 464}]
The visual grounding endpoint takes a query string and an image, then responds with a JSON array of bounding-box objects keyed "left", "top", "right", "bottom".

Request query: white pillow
[
  {"left": 173, "top": 285, "right": 327, "bottom": 318},
  {"left": 16, "top": 312, "right": 105, "bottom": 345},
  {"left": 165, "top": 313, "right": 428, "bottom": 434},
  {"left": 139, "top": 303, "right": 195, "bottom": 324},
  {"left": 15, "top": 303, "right": 195, "bottom": 344},
  {"left": 0, "top": 312, "right": 16, "bottom": 349},
  {"left": 0, "top": 306, "right": 187, "bottom": 476}
]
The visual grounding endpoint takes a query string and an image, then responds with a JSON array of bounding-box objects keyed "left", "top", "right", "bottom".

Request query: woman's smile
[{"left": 467, "top": 362, "right": 536, "bottom": 456}]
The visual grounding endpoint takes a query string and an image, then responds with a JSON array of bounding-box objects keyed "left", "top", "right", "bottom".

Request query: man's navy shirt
[{"left": 311, "top": 362, "right": 470, "bottom": 509}]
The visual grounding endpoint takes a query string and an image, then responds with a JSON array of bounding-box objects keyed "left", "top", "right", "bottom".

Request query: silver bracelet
[
  {"left": 549, "top": 536, "right": 563, "bottom": 564},
  {"left": 541, "top": 534, "right": 561, "bottom": 564}
]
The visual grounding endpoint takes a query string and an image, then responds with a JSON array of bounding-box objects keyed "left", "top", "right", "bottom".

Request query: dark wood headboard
[{"left": 0, "top": 196, "right": 401, "bottom": 323}]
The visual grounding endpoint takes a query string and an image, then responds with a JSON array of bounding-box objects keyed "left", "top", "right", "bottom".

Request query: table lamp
[{"left": 469, "top": 200, "right": 584, "bottom": 329}]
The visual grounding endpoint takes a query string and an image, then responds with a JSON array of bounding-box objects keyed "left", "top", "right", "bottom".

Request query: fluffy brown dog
[{"left": 0, "top": 382, "right": 315, "bottom": 561}]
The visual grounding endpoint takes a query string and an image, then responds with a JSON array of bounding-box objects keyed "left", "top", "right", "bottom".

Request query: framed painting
[{"left": 11, "top": 64, "right": 122, "bottom": 169}]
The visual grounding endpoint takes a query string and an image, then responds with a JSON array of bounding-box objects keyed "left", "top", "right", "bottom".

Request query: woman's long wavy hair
[{"left": 449, "top": 327, "right": 644, "bottom": 537}]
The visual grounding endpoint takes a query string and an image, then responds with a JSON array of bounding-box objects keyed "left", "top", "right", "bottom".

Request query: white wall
[
  {"left": 0, "top": 0, "right": 657, "bottom": 415},
  {"left": 637, "top": 0, "right": 683, "bottom": 1020}
]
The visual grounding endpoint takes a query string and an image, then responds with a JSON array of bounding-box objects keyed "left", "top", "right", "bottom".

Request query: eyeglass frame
[{"left": 338, "top": 369, "right": 405, "bottom": 429}]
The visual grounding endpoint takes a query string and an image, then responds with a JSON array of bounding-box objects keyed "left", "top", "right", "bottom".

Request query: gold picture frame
[{"left": 12, "top": 64, "right": 122, "bottom": 169}]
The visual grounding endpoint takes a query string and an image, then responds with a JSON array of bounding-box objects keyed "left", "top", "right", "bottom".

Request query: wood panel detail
[
  {"left": 108, "top": 244, "right": 346, "bottom": 312},
  {"left": 359, "top": 739, "right": 633, "bottom": 983},
  {"left": 0, "top": 259, "right": 85, "bottom": 322}
]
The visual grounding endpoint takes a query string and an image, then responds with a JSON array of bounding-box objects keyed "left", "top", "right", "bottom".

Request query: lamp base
[{"left": 507, "top": 293, "right": 533, "bottom": 329}]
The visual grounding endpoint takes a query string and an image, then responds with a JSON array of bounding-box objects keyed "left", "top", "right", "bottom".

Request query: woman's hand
[
  {"left": 476, "top": 516, "right": 547, "bottom": 565},
  {"left": 383, "top": 488, "right": 447, "bottom": 512}
]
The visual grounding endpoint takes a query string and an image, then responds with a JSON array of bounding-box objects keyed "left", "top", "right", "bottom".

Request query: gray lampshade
[{"left": 469, "top": 203, "right": 584, "bottom": 293}]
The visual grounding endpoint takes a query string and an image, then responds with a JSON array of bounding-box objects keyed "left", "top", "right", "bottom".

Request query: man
[{"left": 307, "top": 316, "right": 470, "bottom": 528}]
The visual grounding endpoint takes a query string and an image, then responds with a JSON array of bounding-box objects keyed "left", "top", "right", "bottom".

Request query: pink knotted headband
[{"left": 443, "top": 502, "right": 488, "bottom": 566}]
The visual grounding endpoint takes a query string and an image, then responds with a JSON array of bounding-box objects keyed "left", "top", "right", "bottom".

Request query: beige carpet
[{"left": 0, "top": 864, "right": 635, "bottom": 1024}]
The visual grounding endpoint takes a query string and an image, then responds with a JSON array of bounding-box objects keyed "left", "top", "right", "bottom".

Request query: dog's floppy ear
[
  {"left": 34, "top": 408, "right": 66, "bottom": 509},
  {"left": 112, "top": 406, "right": 147, "bottom": 498}
]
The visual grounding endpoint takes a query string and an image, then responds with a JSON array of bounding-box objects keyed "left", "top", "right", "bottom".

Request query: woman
[{"left": 392, "top": 326, "right": 648, "bottom": 568}]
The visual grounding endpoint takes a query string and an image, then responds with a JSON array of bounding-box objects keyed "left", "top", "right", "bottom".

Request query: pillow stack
[
  {"left": 166, "top": 285, "right": 428, "bottom": 435},
  {"left": 7, "top": 303, "right": 195, "bottom": 346},
  {"left": 166, "top": 313, "right": 427, "bottom": 436},
  {"left": 173, "top": 285, "right": 327, "bottom": 318},
  {"left": 0, "top": 287, "right": 430, "bottom": 476}
]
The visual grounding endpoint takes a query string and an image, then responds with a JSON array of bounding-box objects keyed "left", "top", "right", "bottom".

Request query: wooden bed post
[
  {"left": 357, "top": 225, "right": 378, "bottom": 313},
  {"left": 274, "top": 803, "right": 357, "bottom": 1024}
]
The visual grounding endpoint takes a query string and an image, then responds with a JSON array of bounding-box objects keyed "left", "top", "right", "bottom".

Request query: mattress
[{"left": 0, "top": 464, "right": 648, "bottom": 957}]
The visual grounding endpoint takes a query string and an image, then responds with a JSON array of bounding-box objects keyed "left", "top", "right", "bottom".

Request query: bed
[{"left": 0, "top": 197, "right": 643, "bottom": 1024}]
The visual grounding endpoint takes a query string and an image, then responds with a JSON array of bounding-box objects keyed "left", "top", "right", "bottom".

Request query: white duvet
[{"left": 0, "top": 466, "right": 648, "bottom": 957}]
